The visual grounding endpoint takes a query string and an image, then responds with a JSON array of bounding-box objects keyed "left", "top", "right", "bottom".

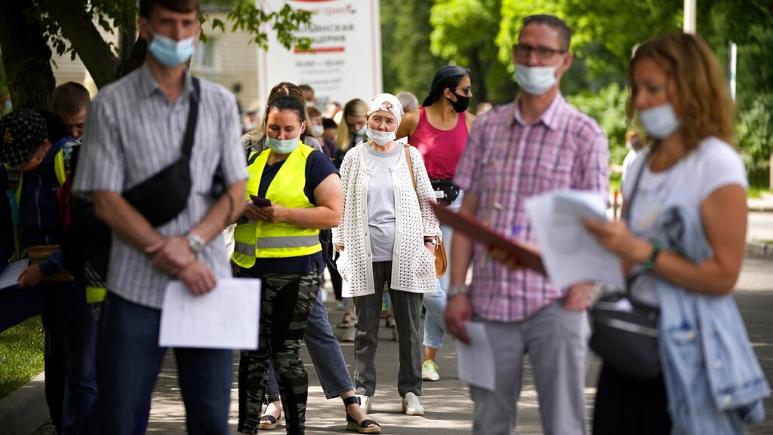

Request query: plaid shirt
[{"left": 455, "top": 94, "right": 608, "bottom": 322}]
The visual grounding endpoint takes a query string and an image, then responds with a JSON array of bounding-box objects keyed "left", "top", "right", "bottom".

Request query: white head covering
[{"left": 367, "top": 93, "right": 403, "bottom": 126}]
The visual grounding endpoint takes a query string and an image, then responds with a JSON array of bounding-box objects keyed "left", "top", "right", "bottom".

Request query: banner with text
[{"left": 258, "top": 0, "right": 382, "bottom": 110}]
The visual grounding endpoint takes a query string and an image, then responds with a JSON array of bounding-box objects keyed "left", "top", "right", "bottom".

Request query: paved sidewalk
[
  {"left": 142, "top": 297, "right": 601, "bottom": 435},
  {"left": 19, "top": 259, "right": 773, "bottom": 435}
]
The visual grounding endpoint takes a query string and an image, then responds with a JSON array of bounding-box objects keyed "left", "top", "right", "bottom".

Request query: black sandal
[
  {"left": 343, "top": 396, "right": 381, "bottom": 434},
  {"left": 258, "top": 401, "right": 282, "bottom": 430}
]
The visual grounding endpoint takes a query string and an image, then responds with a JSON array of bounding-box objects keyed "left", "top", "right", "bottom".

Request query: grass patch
[
  {"left": 748, "top": 186, "right": 771, "bottom": 199},
  {"left": 0, "top": 316, "right": 45, "bottom": 398}
]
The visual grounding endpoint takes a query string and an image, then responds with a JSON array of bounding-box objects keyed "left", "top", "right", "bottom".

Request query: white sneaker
[
  {"left": 422, "top": 359, "right": 440, "bottom": 381},
  {"left": 357, "top": 394, "right": 372, "bottom": 413},
  {"left": 401, "top": 392, "right": 424, "bottom": 415}
]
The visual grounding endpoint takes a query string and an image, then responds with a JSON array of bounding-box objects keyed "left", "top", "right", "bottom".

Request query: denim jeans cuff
[
  {"left": 422, "top": 341, "right": 443, "bottom": 350},
  {"left": 324, "top": 385, "right": 355, "bottom": 400}
]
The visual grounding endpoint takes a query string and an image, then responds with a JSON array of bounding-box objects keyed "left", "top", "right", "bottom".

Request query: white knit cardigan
[{"left": 333, "top": 144, "right": 440, "bottom": 296}]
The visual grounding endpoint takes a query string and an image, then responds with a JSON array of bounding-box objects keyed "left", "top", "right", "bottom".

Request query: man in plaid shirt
[{"left": 445, "top": 15, "right": 609, "bottom": 435}]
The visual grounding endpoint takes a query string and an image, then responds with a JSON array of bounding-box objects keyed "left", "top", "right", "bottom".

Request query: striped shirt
[
  {"left": 73, "top": 63, "right": 248, "bottom": 309},
  {"left": 455, "top": 94, "right": 608, "bottom": 322}
]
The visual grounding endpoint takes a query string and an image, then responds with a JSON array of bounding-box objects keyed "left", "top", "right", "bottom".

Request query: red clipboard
[{"left": 431, "top": 203, "right": 546, "bottom": 275}]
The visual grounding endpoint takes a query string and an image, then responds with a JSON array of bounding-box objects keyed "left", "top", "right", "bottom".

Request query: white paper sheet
[
  {"left": 456, "top": 321, "right": 495, "bottom": 391},
  {"left": 0, "top": 259, "right": 29, "bottom": 290},
  {"left": 159, "top": 278, "right": 260, "bottom": 349},
  {"left": 525, "top": 189, "right": 625, "bottom": 289}
]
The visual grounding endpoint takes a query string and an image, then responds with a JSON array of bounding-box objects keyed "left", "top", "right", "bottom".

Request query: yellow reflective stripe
[
  {"left": 54, "top": 150, "right": 66, "bottom": 185},
  {"left": 86, "top": 286, "right": 107, "bottom": 304},
  {"left": 254, "top": 243, "right": 321, "bottom": 258},
  {"left": 256, "top": 234, "right": 320, "bottom": 249}
]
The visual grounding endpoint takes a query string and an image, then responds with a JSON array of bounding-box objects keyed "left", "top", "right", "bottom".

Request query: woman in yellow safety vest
[{"left": 232, "top": 93, "right": 343, "bottom": 434}]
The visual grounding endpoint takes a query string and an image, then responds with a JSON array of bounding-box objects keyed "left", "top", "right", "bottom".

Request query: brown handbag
[{"left": 403, "top": 145, "right": 447, "bottom": 277}]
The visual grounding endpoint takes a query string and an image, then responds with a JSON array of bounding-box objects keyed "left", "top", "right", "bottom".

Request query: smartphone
[{"left": 250, "top": 195, "right": 272, "bottom": 207}]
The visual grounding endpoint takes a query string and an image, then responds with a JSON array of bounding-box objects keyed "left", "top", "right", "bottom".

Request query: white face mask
[
  {"left": 366, "top": 128, "right": 396, "bottom": 145},
  {"left": 354, "top": 126, "right": 367, "bottom": 136},
  {"left": 514, "top": 64, "right": 557, "bottom": 96},
  {"left": 639, "top": 103, "right": 681, "bottom": 139},
  {"left": 309, "top": 124, "right": 323, "bottom": 137}
]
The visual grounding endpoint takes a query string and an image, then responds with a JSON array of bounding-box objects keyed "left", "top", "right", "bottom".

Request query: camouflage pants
[{"left": 237, "top": 271, "right": 320, "bottom": 435}]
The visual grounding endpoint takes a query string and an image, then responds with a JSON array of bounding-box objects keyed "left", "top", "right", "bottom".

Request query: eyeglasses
[
  {"left": 455, "top": 86, "right": 473, "bottom": 96},
  {"left": 513, "top": 44, "right": 566, "bottom": 61}
]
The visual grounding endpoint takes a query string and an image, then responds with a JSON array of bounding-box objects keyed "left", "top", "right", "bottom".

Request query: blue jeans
[
  {"left": 422, "top": 191, "right": 463, "bottom": 349},
  {"left": 0, "top": 281, "right": 97, "bottom": 433},
  {"left": 266, "top": 289, "right": 353, "bottom": 401},
  {"left": 93, "top": 293, "right": 232, "bottom": 435}
]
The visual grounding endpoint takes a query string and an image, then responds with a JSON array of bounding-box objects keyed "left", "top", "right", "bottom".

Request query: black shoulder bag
[
  {"left": 123, "top": 78, "right": 200, "bottom": 227},
  {"left": 589, "top": 155, "right": 662, "bottom": 380}
]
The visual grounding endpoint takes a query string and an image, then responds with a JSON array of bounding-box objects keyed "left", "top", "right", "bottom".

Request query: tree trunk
[
  {"left": 468, "top": 46, "right": 488, "bottom": 104},
  {"left": 45, "top": 0, "right": 119, "bottom": 88},
  {"left": 0, "top": 0, "right": 56, "bottom": 108}
]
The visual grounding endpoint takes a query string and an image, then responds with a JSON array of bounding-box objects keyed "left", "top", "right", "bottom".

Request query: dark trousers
[
  {"left": 592, "top": 363, "right": 672, "bottom": 434},
  {"left": 353, "top": 261, "right": 423, "bottom": 398},
  {"left": 237, "top": 271, "right": 321, "bottom": 435},
  {"left": 92, "top": 292, "right": 232, "bottom": 435}
]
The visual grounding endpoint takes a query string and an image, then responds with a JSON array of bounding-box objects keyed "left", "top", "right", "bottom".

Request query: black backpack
[{"left": 59, "top": 146, "right": 111, "bottom": 287}]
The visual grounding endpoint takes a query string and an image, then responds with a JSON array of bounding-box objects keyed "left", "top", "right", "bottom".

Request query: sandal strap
[
  {"left": 259, "top": 415, "right": 277, "bottom": 424},
  {"left": 343, "top": 395, "right": 361, "bottom": 407},
  {"left": 358, "top": 419, "right": 380, "bottom": 428}
]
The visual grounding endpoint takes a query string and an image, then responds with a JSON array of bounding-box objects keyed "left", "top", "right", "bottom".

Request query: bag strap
[
  {"left": 404, "top": 144, "right": 417, "bottom": 190},
  {"left": 620, "top": 152, "right": 649, "bottom": 223},
  {"left": 403, "top": 145, "right": 437, "bottom": 244},
  {"left": 621, "top": 152, "right": 650, "bottom": 293},
  {"left": 181, "top": 77, "right": 201, "bottom": 159}
]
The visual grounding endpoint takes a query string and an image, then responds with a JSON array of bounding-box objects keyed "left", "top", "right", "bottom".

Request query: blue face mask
[
  {"left": 265, "top": 136, "right": 300, "bottom": 154},
  {"left": 639, "top": 103, "right": 681, "bottom": 139},
  {"left": 514, "top": 64, "right": 557, "bottom": 96},
  {"left": 148, "top": 33, "right": 195, "bottom": 67}
]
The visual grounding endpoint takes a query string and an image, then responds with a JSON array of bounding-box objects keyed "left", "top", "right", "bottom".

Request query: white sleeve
[{"left": 697, "top": 139, "right": 748, "bottom": 202}]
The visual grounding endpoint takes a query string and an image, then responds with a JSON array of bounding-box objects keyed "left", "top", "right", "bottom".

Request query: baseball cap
[{"left": 0, "top": 109, "right": 47, "bottom": 168}]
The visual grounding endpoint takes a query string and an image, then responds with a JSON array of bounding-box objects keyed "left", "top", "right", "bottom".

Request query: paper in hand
[
  {"left": 456, "top": 321, "right": 496, "bottom": 391},
  {"left": 525, "top": 189, "right": 624, "bottom": 289},
  {"left": 0, "top": 259, "right": 29, "bottom": 290},
  {"left": 160, "top": 278, "right": 260, "bottom": 349}
]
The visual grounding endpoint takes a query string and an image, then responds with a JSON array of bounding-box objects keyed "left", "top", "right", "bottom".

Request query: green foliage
[
  {"left": 495, "top": 0, "right": 682, "bottom": 88},
  {"left": 737, "top": 93, "right": 773, "bottom": 187},
  {"left": 430, "top": 0, "right": 516, "bottom": 104},
  {"left": 566, "top": 83, "right": 629, "bottom": 164},
  {"left": 0, "top": 317, "right": 44, "bottom": 398},
  {"left": 30, "top": 0, "right": 311, "bottom": 62},
  {"left": 226, "top": 0, "right": 311, "bottom": 50},
  {"left": 381, "top": 0, "right": 445, "bottom": 97}
]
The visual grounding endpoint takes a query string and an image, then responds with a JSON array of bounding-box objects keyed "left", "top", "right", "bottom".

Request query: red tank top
[{"left": 408, "top": 107, "right": 469, "bottom": 180}]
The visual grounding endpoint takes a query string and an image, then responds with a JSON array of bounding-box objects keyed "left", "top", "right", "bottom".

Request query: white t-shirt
[{"left": 623, "top": 137, "right": 747, "bottom": 305}]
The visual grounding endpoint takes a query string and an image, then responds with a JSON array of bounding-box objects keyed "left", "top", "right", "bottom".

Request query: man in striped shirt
[
  {"left": 72, "top": 1, "right": 247, "bottom": 433},
  {"left": 445, "top": 15, "right": 609, "bottom": 435}
]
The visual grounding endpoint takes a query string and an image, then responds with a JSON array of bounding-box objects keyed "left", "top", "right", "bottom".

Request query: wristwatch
[
  {"left": 447, "top": 284, "right": 469, "bottom": 297},
  {"left": 186, "top": 232, "right": 206, "bottom": 255}
]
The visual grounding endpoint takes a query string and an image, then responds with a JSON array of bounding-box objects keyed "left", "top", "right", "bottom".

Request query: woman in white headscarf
[{"left": 333, "top": 94, "right": 440, "bottom": 416}]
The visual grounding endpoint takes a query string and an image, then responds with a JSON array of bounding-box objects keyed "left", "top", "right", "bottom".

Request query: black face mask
[{"left": 447, "top": 92, "right": 470, "bottom": 113}]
